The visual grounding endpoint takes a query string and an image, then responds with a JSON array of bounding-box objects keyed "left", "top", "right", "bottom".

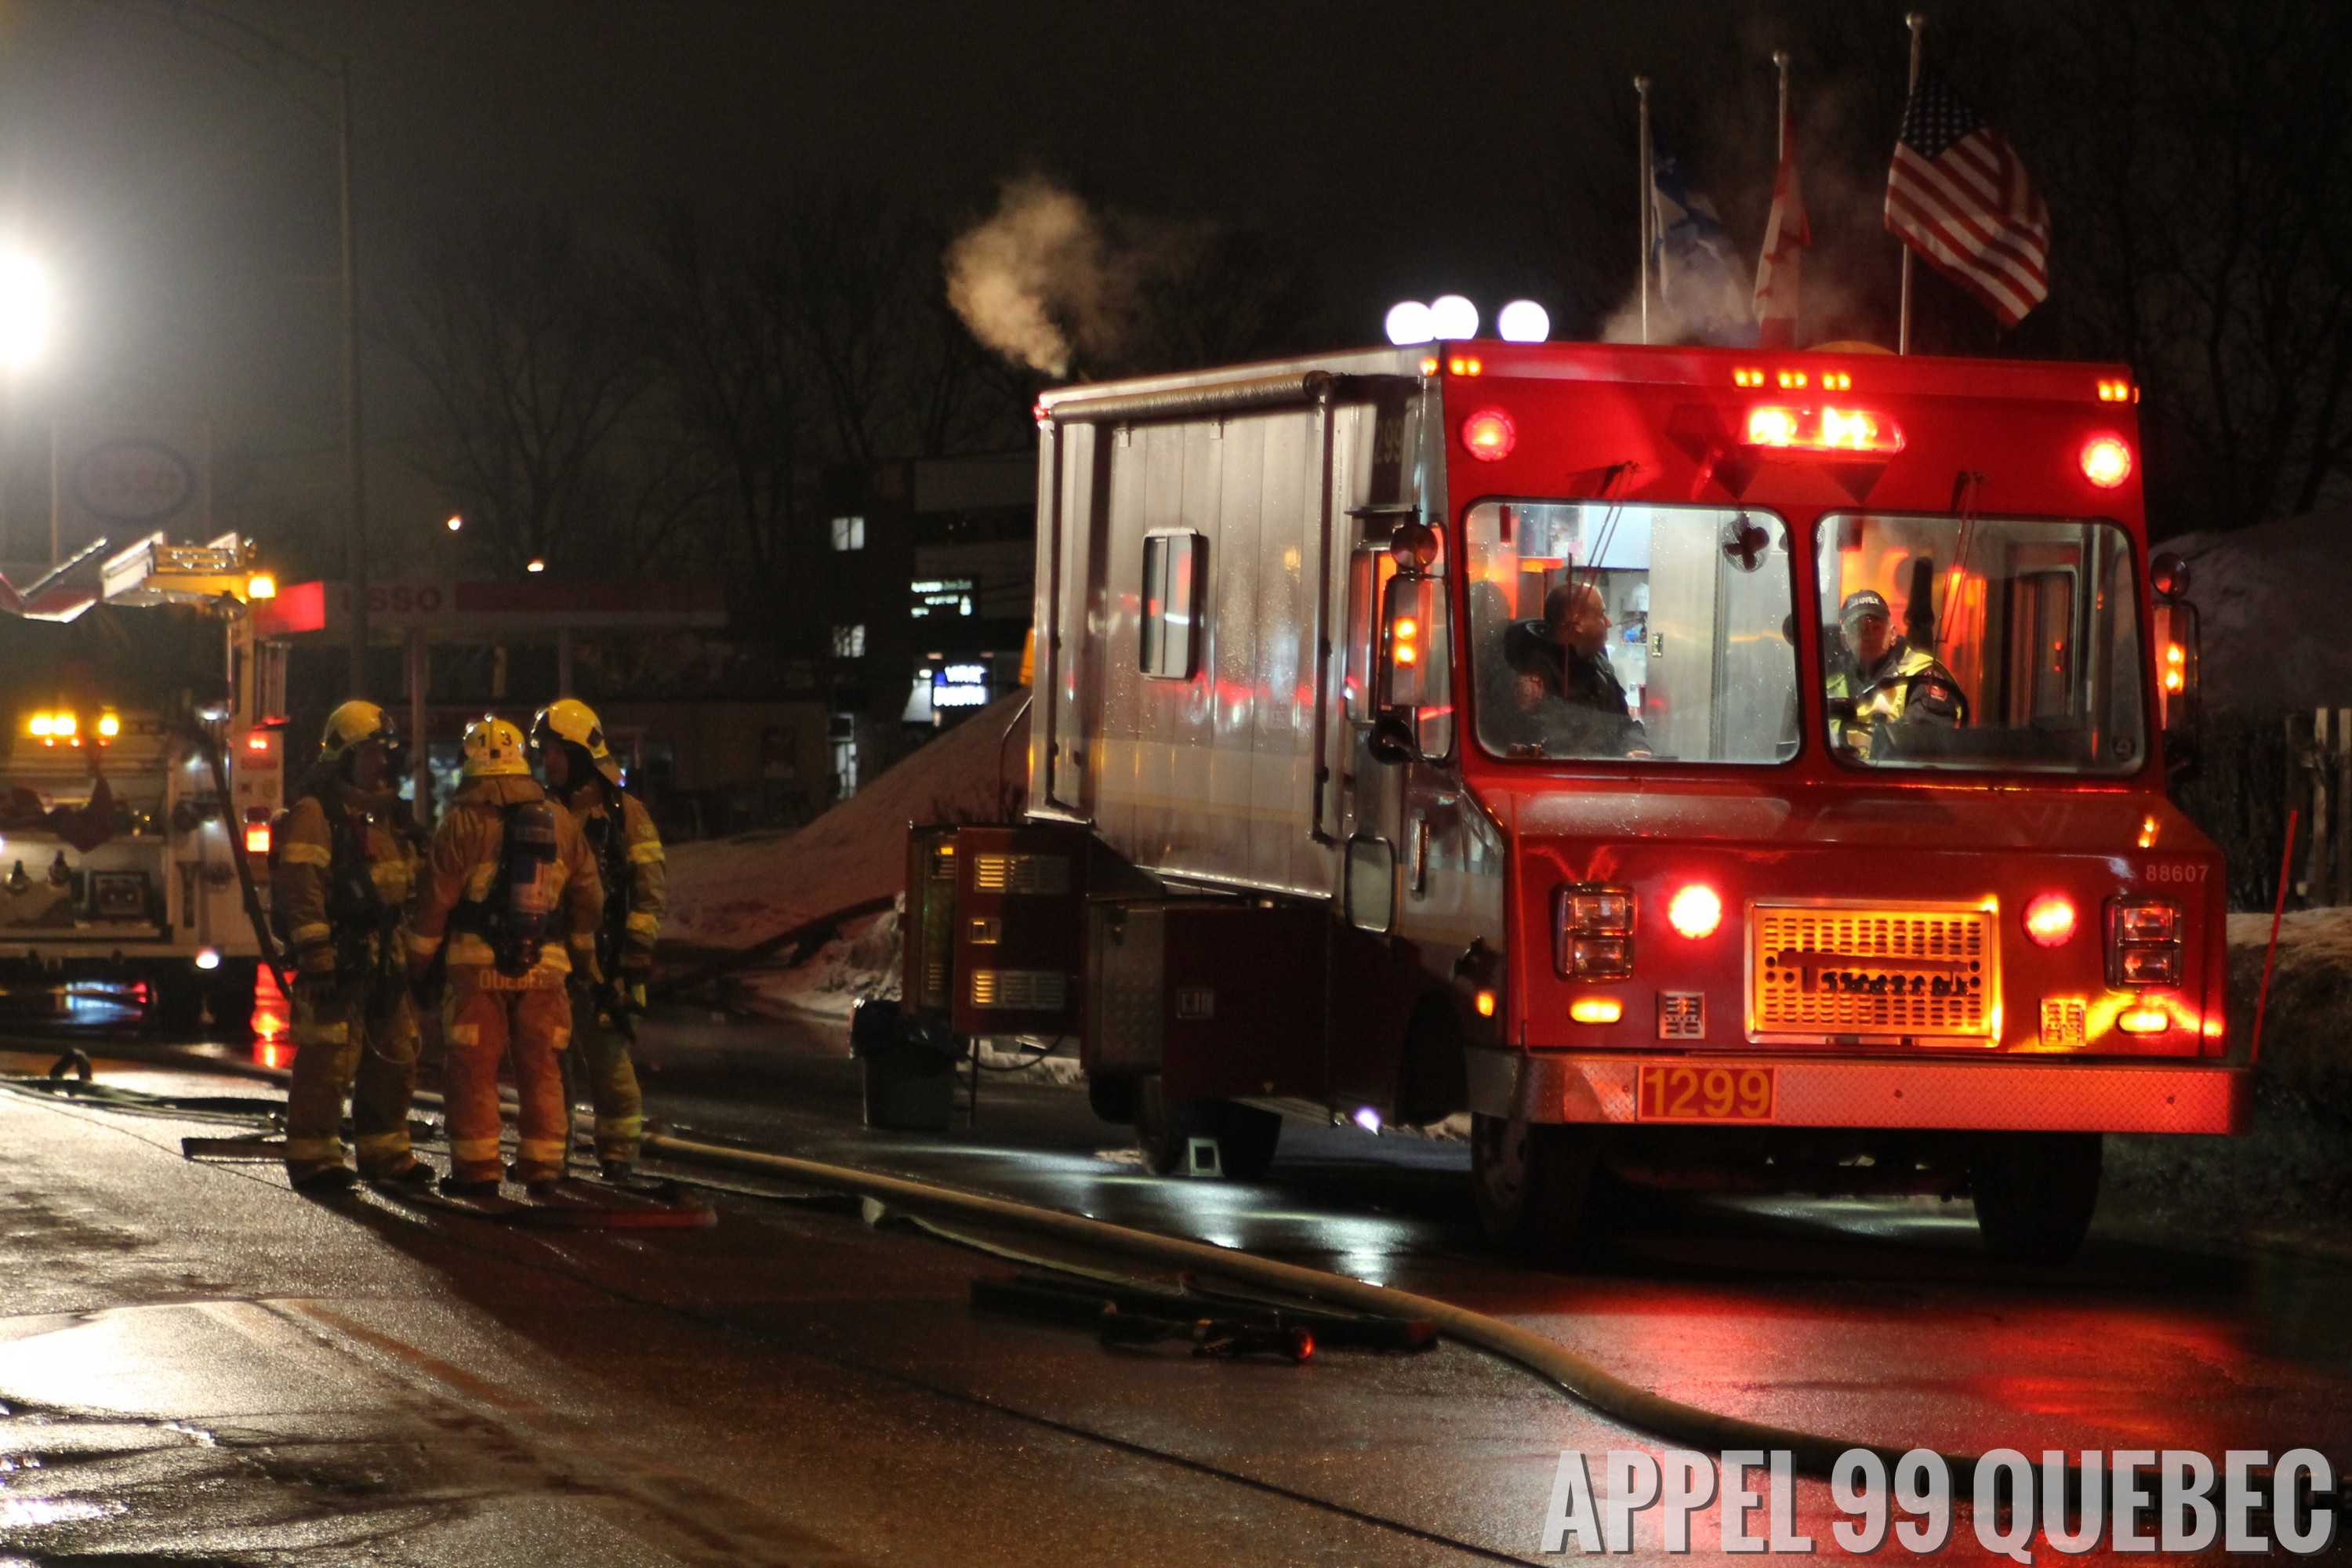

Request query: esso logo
[
  {"left": 74, "top": 441, "right": 198, "bottom": 524},
  {"left": 368, "top": 584, "right": 445, "bottom": 615}
]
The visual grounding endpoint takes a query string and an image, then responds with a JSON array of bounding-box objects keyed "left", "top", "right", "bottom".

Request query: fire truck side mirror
[
  {"left": 2153, "top": 590, "right": 2201, "bottom": 775},
  {"left": 1374, "top": 572, "right": 1450, "bottom": 764}
]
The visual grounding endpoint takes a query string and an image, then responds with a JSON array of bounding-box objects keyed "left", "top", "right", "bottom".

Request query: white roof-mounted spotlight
[
  {"left": 1497, "top": 299, "right": 1551, "bottom": 343},
  {"left": 1428, "top": 294, "right": 1479, "bottom": 339},
  {"left": 1384, "top": 300, "right": 1434, "bottom": 346}
]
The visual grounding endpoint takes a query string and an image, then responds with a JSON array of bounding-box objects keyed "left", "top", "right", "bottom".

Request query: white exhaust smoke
[{"left": 946, "top": 176, "right": 1142, "bottom": 378}]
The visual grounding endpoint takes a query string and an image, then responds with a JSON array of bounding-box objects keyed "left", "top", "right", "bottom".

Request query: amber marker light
[
  {"left": 1475, "top": 989, "right": 1497, "bottom": 1018},
  {"left": 1666, "top": 884, "right": 1722, "bottom": 939},
  {"left": 1569, "top": 997, "right": 1624, "bottom": 1025},
  {"left": 2118, "top": 1007, "right": 2170, "bottom": 1035},
  {"left": 2024, "top": 893, "right": 2078, "bottom": 948}
]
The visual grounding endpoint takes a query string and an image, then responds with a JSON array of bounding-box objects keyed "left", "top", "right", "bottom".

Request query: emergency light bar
[{"left": 1743, "top": 405, "right": 1903, "bottom": 456}]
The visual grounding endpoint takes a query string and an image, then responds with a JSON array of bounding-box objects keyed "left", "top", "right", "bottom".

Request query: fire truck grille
[
  {"left": 972, "top": 853, "right": 1072, "bottom": 895},
  {"left": 1750, "top": 904, "right": 1996, "bottom": 1040},
  {"left": 967, "top": 968, "right": 1069, "bottom": 1011}
]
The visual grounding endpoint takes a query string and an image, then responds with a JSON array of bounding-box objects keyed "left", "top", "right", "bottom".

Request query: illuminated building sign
[
  {"left": 931, "top": 662, "right": 990, "bottom": 708},
  {"left": 911, "top": 578, "right": 975, "bottom": 618}
]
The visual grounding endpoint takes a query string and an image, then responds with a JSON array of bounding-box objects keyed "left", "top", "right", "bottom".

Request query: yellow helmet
[
  {"left": 320, "top": 700, "right": 397, "bottom": 765},
  {"left": 459, "top": 716, "right": 532, "bottom": 779},
  {"left": 531, "top": 697, "right": 609, "bottom": 760}
]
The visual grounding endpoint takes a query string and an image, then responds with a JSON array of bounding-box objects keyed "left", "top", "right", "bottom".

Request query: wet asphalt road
[{"left": 2, "top": 982, "right": 2347, "bottom": 1564}]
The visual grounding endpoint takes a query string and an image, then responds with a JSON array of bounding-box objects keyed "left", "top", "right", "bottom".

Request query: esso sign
[
  {"left": 336, "top": 582, "right": 452, "bottom": 620},
  {"left": 75, "top": 441, "right": 198, "bottom": 525}
]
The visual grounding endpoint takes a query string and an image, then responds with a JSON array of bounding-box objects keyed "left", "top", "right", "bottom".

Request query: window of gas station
[
  {"left": 1815, "top": 514, "right": 2147, "bottom": 774},
  {"left": 1464, "top": 500, "right": 1800, "bottom": 764}
]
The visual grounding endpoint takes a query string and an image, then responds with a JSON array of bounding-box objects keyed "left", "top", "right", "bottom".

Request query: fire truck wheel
[
  {"left": 149, "top": 970, "right": 206, "bottom": 1035},
  {"left": 208, "top": 960, "right": 260, "bottom": 1034},
  {"left": 1471, "top": 1113, "right": 1599, "bottom": 1263},
  {"left": 1969, "top": 1132, "right": 2102, "bottom": 1265},
  {"left": 1086, "top": 1074, "right": 1138, "bottom": 1125},
  {"left": 1131, "top": 1077, "right": 1282, "bottom": 1180}
]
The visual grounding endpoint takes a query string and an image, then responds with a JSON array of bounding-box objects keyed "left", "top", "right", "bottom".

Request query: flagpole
[
  {"left": 1897, "top": 12, "right": 1926, "bottom": 354},
  {"left": 1773, "top": 50, "right": 1789, "bottom": 161},
  {"left": 1635, "top": 74, "right": 1652, "bottom": 346}
]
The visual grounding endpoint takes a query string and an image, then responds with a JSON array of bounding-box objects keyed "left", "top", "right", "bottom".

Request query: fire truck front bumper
[{"left": 1465, "top": 1049, "right": 2250, "bottom": 1135}]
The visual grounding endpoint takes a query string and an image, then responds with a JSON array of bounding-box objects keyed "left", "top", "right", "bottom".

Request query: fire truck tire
[
  {"left": 1132, "top": 1077, "right": 1283, "bottom": 1181},
  {"left": 1969, "top": 1132, "right": 2102, "bottom": 1265},
  {"left": 150, "top": 970, "right": 206, "bottom": 1034},
  {"left": 1086, "top": 1074, "right": 1138, "bottom": 1125},
  {"left": 1471, "top": 1113, "right": 1599, "bottom": 1263},
  {"left": 208, "top": 960, "right": 260, "bottom": 1034}
]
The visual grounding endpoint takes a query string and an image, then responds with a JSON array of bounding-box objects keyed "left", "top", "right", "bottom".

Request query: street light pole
[{"left": 338, "top": 56, "right": 369, "bottom": 696}]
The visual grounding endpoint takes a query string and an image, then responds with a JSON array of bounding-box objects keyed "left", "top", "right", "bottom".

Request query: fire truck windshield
[
  {"left": 1817, "top": 513, "right": 2148, "bottom": 774},
  {"left": 1465, "top": 500, "right": 1798, "bottom": 764}
]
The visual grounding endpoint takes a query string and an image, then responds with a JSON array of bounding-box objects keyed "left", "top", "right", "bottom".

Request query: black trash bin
[{"left": 851, "top": 997, "right": 960, "bottom": 1133}]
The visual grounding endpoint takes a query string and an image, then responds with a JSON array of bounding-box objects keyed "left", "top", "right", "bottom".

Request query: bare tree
[{"left": 388, "top": 209, "right": 706, "bottom": 574}]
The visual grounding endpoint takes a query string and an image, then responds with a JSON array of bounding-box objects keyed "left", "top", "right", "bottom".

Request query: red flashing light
[
  {"left": 245, "top": 733, "right": 271, "bottom": 752},
  {"left": 245, "top": 823, "right": 272, "bottom": 856},
  {"left": 2024, "top": 893, "right": 2078, "bottom": 948},
  {"left": 1666, "top": 884, "right": 1722, "bottom": 939},
  {"left": 2082, "top": 435, "right": 2132, "bottom": 488},
  {"left": 1743, "top": 404, "right": 1901, "bottom": 456},
  {"left": 1461, "top": 408, "right": 1515, "bottom": 461}
]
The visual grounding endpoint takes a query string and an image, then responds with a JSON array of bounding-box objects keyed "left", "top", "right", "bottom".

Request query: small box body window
[{"left": 1139, "top": 531, "right": 1204, "bottom": 680}]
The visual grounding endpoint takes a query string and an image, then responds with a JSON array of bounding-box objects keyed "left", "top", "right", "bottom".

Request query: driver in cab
[{"left": 1827, "top": 589, "right": 1962, "bottom": 760}]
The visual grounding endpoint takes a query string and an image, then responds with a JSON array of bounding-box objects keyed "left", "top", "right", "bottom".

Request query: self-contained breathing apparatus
[
  {"left": 267, "top": 784, "right": 416, "bottom": 1029},
  {"left": 449, "top": 800, "right": 563, "bottom": 978}
]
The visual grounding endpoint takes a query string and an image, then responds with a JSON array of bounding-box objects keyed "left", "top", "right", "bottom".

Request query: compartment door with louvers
[{"left": 950, "top": 823, "right": 1091, "bottom": 1039}]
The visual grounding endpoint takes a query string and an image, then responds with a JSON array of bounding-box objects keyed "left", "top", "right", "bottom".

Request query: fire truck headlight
[
  {"left": 1667, "top": 884, "right": 1722, "bottom": 939},
  {"left": 2024, "top": 893, "right": 2078, "bottom": 947},
  {"left": 27, "top": 713, "right": 51, "bottom": 737}
]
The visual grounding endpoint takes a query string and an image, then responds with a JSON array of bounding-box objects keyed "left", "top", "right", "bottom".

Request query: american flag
[{"left": 1884, "top": 71, "right": 2050, "bottom": 327}]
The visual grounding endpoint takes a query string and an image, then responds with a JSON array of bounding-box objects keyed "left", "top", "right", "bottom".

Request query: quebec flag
[{"left": 1648, "top": 130, "right": 1754, "bottom": 345}]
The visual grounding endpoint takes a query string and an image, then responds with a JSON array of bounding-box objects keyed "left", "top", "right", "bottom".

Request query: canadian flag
[{"left": 1754, "top": 111, "right": 1810, "bottom": 348}]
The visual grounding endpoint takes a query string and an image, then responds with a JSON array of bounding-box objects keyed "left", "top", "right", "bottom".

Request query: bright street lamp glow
[
  {"left": 1428, "top": 294, "right": 1479, "bottom": 339},
  {"left": 0, "top": 252, "right": 52, "bottom": 368},
  {"left": 525, "top": 557, "right": 546, "bottom": 573},
  {"left": 445, "top": 514, "right": 464, "bottom": 532},
  {"left": 1384, "top": 301, "right": 1432, "bottom": 346},
  {"left": 1497, "top": 299, "right": 1551, "bottom": 342}
]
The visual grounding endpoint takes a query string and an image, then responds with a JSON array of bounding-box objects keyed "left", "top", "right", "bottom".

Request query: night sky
[{"left": 0, "top": 0, "right": 2057, "bottom": 563}]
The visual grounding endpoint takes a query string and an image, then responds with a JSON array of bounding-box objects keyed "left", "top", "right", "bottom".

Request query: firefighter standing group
[{"left": 272, "top": 697, "right": 663, "bottom": 1197}]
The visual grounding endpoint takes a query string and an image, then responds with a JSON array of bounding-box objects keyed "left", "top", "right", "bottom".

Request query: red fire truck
[
  {"left": 1, "top": 532, "right": 286, "bottom": 1031},
  {"left": 904, "top": 340, "right": 2228, "bottom": 1264}
]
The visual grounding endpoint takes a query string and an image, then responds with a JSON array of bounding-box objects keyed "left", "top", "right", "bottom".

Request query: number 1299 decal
[{"left": 1636, "top": 1064, "right": 1776, "bottom": 1123}]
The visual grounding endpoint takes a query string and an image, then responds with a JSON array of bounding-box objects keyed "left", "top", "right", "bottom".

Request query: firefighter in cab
[
  {"left": 532, "top": 699, "right": 665, "bottom": 1180},
  {"left": 1826, "top": 588, "right": 1965, "bottom": 760},
  {"left": 274, "top": 701, "right": 433, "bottom": 1193},
  {"left": 406, "top": 717, "right": 604, "bottom": 1196}
]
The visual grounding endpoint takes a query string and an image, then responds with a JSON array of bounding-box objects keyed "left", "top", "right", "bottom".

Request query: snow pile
[
  {"left": 2166, "top": 508, "right": 2352, "bottom": 714},
  {"left": 2225, "top": 906, "right": 2352, "bottom": 1109},
  {"left": 661, "top": 693, "right": 1029, "bottom": 1020}
]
